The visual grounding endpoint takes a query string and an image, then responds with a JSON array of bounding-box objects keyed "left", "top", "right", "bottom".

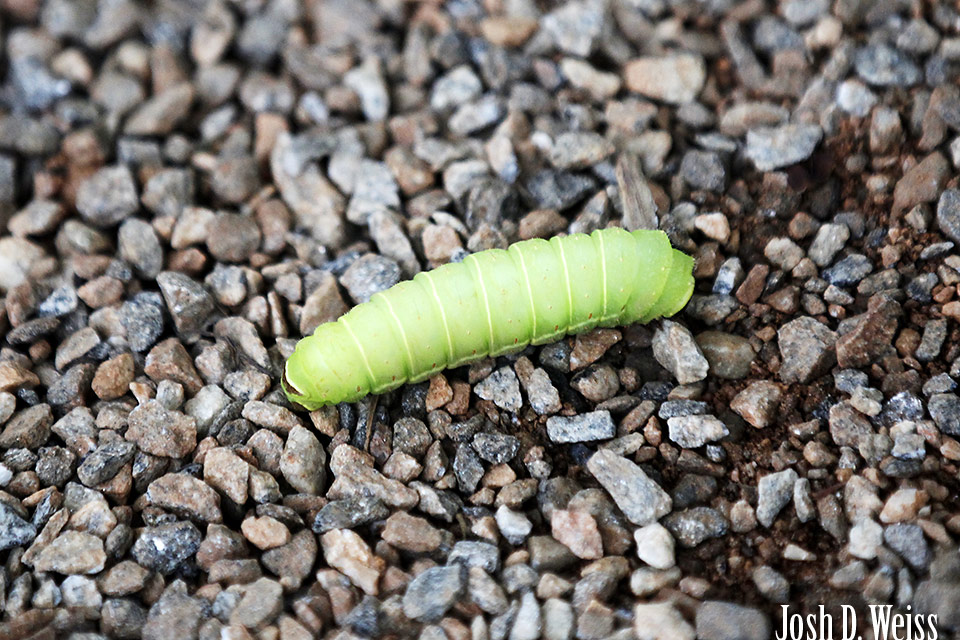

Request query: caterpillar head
[
  {"left": 281, "top": 362, "right": 316, "bottom": 411},
  {"left": 282, "top": 329, "right": 371, "bottom": 410}
]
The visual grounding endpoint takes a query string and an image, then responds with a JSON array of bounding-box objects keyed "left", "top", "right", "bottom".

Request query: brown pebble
[
  {"left": 320, "top": 529, "right": 385, "bottom": 596},
  {"left": 381, "top": 511, "right": 443, "bottom": 553},
  {"left": 736, "top": 264, "right": 769, "bottom": 306},
  {"left": 551, "top": 508, "right": 603, "bottom": 559},
  {"left": 207, "top": 212, "right": 262, "bottom": 263},
  {"left": 479, "top": 16, "right": 538, "bottom": 47},
  {"left": 147, "top": 472, "right": 223, "bottom": 523},
  {"left": 570, "top": 329, "right": 622, "bottom": 371},
  {"left": 125, "top": 400, "right": 197, "bottom": 458},
  {"left": 422, "top": 225, "right": 463, "bottom": 265},
  {"left": 426, "top": 374, "right": 454, "bottom": 412},
  {"left": 892, "top": 152, "right": 949, "bottom": 214},
  {"left": 942, "top": 300, "right": 960, "bottom": 320},
  {"left": 764, "top": 286, "right": 800, "bottom": 314},
  {"left": 730, "top": 381, "right": 783, "bottom": 429},
  {"left": 447, "top": 381, "right": 471, "bottom": 415},
  {"left": 0, "top": 361, "right": 40, "bottom": 393},
  {"left": 518, "top": 209, "right": 568, "bottom": 240},
  {"left": 385, "top": 146, "right": 435, "bottom": 196},
  {"left": 92, "top": 353, "right": 135, "bottom": 400},
  {"left": 77, "top": 276, "right": 124, "bottom": 308},
  {"left": 144, "top": 338, "right": 204, "bottom": 395},
  {"left": 167, "top": 248, "right": 207, "bottom": 274},
  {"left": 241, "top": 515, "right": 291, "bottom": 550}
]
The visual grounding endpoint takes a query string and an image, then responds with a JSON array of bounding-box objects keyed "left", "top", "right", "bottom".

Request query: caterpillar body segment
[{"left": 284, "top": 228, "right": 695, "bottom": 410}]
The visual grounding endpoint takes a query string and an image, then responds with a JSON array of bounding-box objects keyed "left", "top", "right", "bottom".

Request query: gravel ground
[{"left": 0, "top": 0, "right": 959, "bottom": 639}]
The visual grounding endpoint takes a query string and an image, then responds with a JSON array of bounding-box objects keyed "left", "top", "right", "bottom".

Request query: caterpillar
[{"left": 283, "top": 228, "right": 694, "bottom": 410}]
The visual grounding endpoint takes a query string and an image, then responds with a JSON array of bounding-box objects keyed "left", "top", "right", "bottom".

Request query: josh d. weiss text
[{"left": 776, "top": 604, "right": 939, "bottom": 640}]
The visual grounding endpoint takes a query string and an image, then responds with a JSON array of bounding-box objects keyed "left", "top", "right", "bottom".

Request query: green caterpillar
[{"left": 283, "top": 229, "right": 694, "bottom": 410}]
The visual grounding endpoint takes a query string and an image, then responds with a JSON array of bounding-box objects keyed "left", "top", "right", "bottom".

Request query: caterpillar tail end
[
  {"left": 658, "top": 249, "right": 695, "bottom": 318},
  {"left": 640, "top": 248, "right": 695, "bottom": 323}
]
